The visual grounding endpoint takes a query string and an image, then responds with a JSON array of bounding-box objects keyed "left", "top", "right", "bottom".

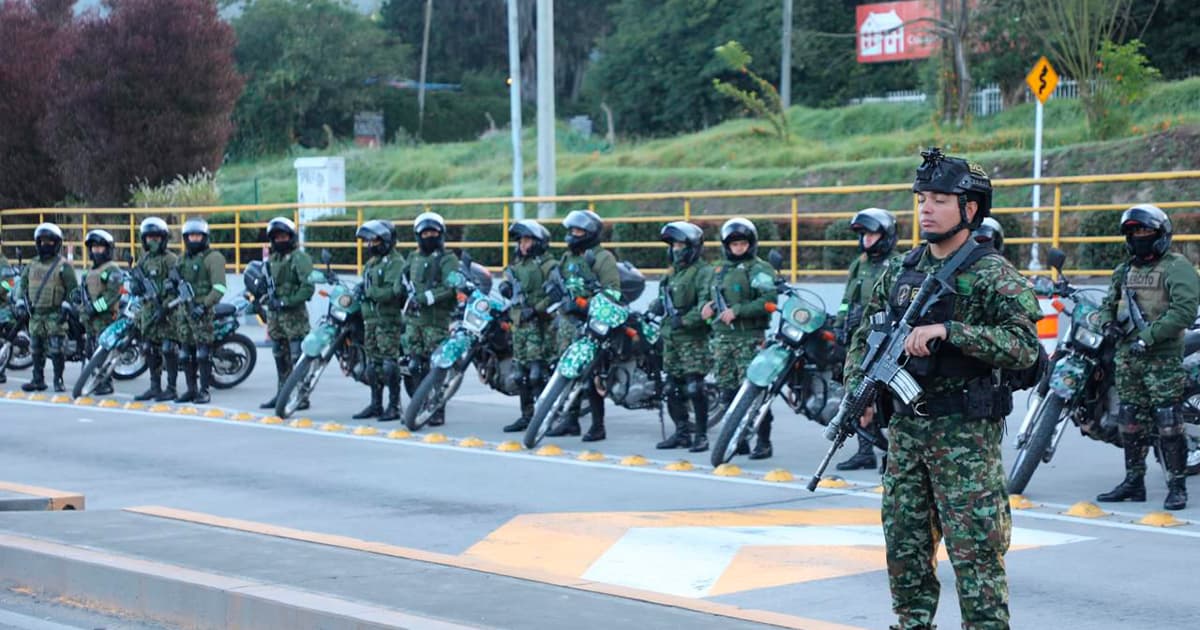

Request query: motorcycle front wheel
[
  {"left": 111, "top": 342, "right": 147, "bottom": 381},
  {"left": 276, "top": 355, "right": 325, "bottom": 418},
  {"left": 711, "top": 382, "right": 767, "bottom": 467},
  {"left": 73, "top": 347, "right": 114, "bottom": 398},
  {"left": 1006, "top": 393, "right": 1066, "bottom": 495},
  {"left": 210, "top": 333, "right": 257, "bottom": 389},
  {"left": 523, "top": 371, "right": 579, "bottom": 450},
  {"left": 7, "top": 329, "right": 32, "bottom": 370},
  {"left": 404, "top": 365, "right": 460, "bottom": 431}
]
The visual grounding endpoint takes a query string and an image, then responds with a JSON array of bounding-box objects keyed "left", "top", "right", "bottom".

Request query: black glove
[
  {"left": 190, "top": 304, "right": 206, "bottom": 320},
  {"left": 1102, "top": 321, "right": 1122, "bottom": 342},
  {"left": 353, "top": 283, "right": 366, "bottom": 300},
  {"left": 267, "top": 297, "right": 286, "bottom": 311},
  {"left": 519, "top": 306, "right": 536, "bottom": 322},
  {"left": 60, "top": 301, "right": 74, "bottom": 318},
  {"left": 647, "top": 298, "right": 664, "bottom": 317},
  {"left": 543, "top": 281, "right": 563, "bottom": 304},
  {"left": 498, "top": 280, "right": 514, "bottom": 300},
  {"left": 1129, "top": 338, "right": 1148, "bottom": 356}
]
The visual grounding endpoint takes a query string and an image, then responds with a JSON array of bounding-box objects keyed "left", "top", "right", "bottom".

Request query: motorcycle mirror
[
  {"left": 320, "top": 249, "right": 332, "bottom": 264},
  {"left": 768, "top": 249, "right": 784, "bottom": 272},
  {"left": 124, "top": 251, "right": 134, "bottom": 266},
  {"left": 461, "top": 251, "right": 473, "bottom": 269},
  {"left": 14, "top": 246, "right": 22, "bottom": 262},
  {"left": 1046, "top": 248, "right": 1067, "bottom": 272}
]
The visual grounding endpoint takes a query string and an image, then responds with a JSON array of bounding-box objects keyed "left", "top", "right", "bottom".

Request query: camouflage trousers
[
  {"left": 402, "top": 321, "right": 448, "bottom": 359},
  {"left": 171, "top": 307, "right": 215, "bottom": 346},
  {"left": 28, "top": 311, "right": 66, "bottom": 338},
  {"left": 513, "top": 320, "right": 552, "bottom": 364},
  {"left": 709, "top": 332, "right": 760, "bottom": 391},
  {"left": 84, "top": 311, "right": 119, "bottom": 338},
  {"left": 136, "top": 305, "right": 176, "bottom": 344},
  {"left": 267, "top": 307, "right": 311, "bottom": 343},
  {"left": 882, "top": 413, "right": 1011, "bottom": 630},
  {"left": 365, "top": 318, "right": 404, "bottom": 362},
  {"left": 1114, "top": 349, "right": 1187, "bottom": 427},
  {"left": 556, "top": 316, "right": 584, "bottom": 354},
  {"left": 663, "top": 335, "right": 709, "bottom": 379}
]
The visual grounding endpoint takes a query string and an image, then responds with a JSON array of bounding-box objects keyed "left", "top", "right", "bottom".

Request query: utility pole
[
  {"left": 417, "top": 0, "right": 434, "bottom": 139},
  {"left": 536, "top": 0, "right": 556, "bottom": 219},
  {"left": 507, "top": 0, "right": 525, "bottom": 219},
  {"left": 781, "top": 0, "right": 792, "bottom": 109}
]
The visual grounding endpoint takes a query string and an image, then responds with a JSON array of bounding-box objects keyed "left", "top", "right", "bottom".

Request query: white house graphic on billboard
[{"left": 859, "top": 10, "right": 904, "bottom": 58}]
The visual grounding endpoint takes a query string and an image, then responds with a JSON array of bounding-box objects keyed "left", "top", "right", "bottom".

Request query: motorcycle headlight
[
  {"left": 473, "top": 298, "right": 490, "bottom": 313},
  {"left": 464, "top": 309, "right": 488, "bottom": 329},
  {"left": 781, "top": 323, "right": 804, "bottom": 343},
  {"left": 1073, "top": 326, "right": 1103, "bottom": 350},
  {"left": 337, "top": 294, "right": 354, "bottom": 309},
  {"left": 331, "top": 309, "right": 347, "bottom": 323},
  {"left": 589, "top": 319, "right": 611, "bottom": 336}
]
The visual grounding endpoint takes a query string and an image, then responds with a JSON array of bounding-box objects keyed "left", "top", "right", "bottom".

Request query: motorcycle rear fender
[
  {"left": 558, "top": 338, "right": 598, "bottom": 379},
  {"left": 746, "top": 344, "right": 791, "bottom": 388},
  {"left": 98, "top": 318, "right": 133, "bottom": 350},
  {"left": 1048, "top": 355, "right": 1089, "bottom": 401},
  {"left": 433, "top": 332, "right": 473, "bottom": 369},
  {"left": 301, "top": 324, "right": 339, "bottom": 358}
]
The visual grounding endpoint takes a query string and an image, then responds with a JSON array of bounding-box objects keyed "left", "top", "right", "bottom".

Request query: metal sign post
[{"left": 1025, "top": 56, "right": 1059, "bottom": 271}]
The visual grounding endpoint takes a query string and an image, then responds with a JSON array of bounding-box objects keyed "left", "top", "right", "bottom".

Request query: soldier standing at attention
[
  {"left": 352, "top": 220, "right": 406, "bottom": 421},
  {"left": 1095, "top": 204, "right": 1199, "bottom": 511},
  {"left": 171, "top": 219, "right": 227, "bottom": 405},
  {"left": 501, "top": 220, "right": 558, "bottom": 433},
  {"left": 402, "top": 212, "right": 461, "bottom": 426},
  {"left": 844, "top": 148, "right": 1040, "bottom": 630},
  {"left": 131, "top": 218, "right": 180, "bottom": 402},
  {"left": 259, "top": 217, "right": 315, "bottom": 410},
  {"left": 80, "top": 230, "right": 124, "bottom": 395},
  {"left": 19, "top": 223, "right": 79, "bottom": 392}
]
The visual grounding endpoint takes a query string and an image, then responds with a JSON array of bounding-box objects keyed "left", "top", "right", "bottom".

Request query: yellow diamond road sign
[{"left": 1026, "top": 56, "right": 1059, "bottom": 104}]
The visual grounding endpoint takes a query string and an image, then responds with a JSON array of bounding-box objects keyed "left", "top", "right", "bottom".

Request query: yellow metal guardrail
[{"left": 2, "top": 170, "right": 1199, "bottom": 280}]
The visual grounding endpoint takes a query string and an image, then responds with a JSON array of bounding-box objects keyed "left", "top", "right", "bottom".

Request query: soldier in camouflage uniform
[
  {"left": 19, "top": 223, "right": 79, "bottom": 392},
  {"left": 402, "top": 212, "right": 462, "bottom": 426},
  {"left": 258, "top": 218, "right": 315, "bottom": 410},
  {"left": 80, "top": 230, "right": 124, "bottom": 395},
  {"left": 352, "top": 220, "right": 407, "bottom": 421},
  {"left": 1095, "top": 204, "right": 1200, "bottom": 511},
  {"left": 835, "top": 208, "right": 900, "bottom": 471},
  {"left": 653, "top": 222, "right": 714, "bottom": 451},
  {"left": 843, "top": 149, "right": 1040, "bottom": 630},
  {"left": 131, "top": 218, "right": 180, "bottom": 401},
  {"left": 169, "top": 219, "right": 227, "bottom": 405},
  {"left": 545, "top": 210, "right": 621, "bottom": 442},
  {"left": 702, "top": 219, "right": 777, "bottom": 458},
  {"left": 0, "top": 243, "right": 14, "bottom": 384},
  {"left": 501, "top": 219, "right": 558, "bottom": 433}
]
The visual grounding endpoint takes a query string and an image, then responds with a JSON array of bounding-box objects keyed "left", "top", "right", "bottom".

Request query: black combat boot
[
  {"left": 546, "top": 396, "right": 582, "bottom": 437},
  {"left": 261, "top": 353, "right": 290, "bottom": 409},
  {"left": 156, "top": 351, "right": 178, "bottom": 402},
  {"left": 836, "top": 434, "right": 878, "bottom": 471},
  {"left": 581, "top": 389, "right": 606, "bottom": 442},
  {"left": 175, "top": 357, "right": 198, "bottom": 404},
  {"left": 353, "top": 364, "right": 383, "bottom": 419},
  {"left": 688, "top": 377, "right": 711, "bottom": 453},
  {"left": 378, "top": 360, "right": 402, "bottom": 422},
  {"left": 748, "top": 413, "right": 773, "bottom": 460},
  {"left": 51, "top": 354, "right": 65, "bottom": 392},
  {"left": 135, "top": 347, "right": 163, "bottom": 401},
  {"left": 1096, "top": 434, "right": 1148, "bottom": 502},
  {"left": 21, "top": 349, "right": 47, "bottom": 392},
  {"left": 193, "top": 353, "right": 212, "bottom": 404},
  {"left": 1162, "top": 434, "right": 1189, "bottom": 510},
  {"left": 504, "top": 378, "right": 534, "bottom": 433},
  {"left": 94, "top": 376, "right": 114, "bottom": 396}
]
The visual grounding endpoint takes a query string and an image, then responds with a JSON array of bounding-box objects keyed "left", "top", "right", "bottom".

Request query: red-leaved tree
[
  {"left": 41, "top": 0, "right": 243, "bottom": 206},
  {"left": 0, "top": 0, "right": 76, "bottom": 209}
]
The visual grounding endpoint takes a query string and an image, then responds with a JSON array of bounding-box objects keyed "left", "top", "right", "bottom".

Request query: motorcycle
[
  {"left": 404, "top": 256, "right": 516, "bottom": 430},
  {"left": 710, "top": 268, "right": 844, "bottom": 467},
  {"left": 274, "top": 250, "right": 367, "bottom": 418},
  {"left": 0, "top": 255, "right": 33, "bottom": 372},
  {"left": 1007, "top": 248, "right": 1200, "bottom": 495}
]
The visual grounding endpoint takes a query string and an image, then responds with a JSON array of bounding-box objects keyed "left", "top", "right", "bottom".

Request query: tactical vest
[
  {"left": 138, "top": 251, "right": 177, "bottom": 294},
  {"left": 562, "top": 249, "right": 600, "bottom": 285},
  {"left": 27, "top": 257, "right": 67, "bottom": 311},
  {"left": 269, "top": 251, "right": 307, "bottom": 301},
  {"left": 713, "top": 260, "right": 771, "bottom": 330},
  {"left": 885, "top": 245, "right": 994, "bottom": 382},
  {"left": 85, "top": 261, "right": 121, "bottom": 300},
  {"left": 409, "top": 251, "right": 445, "bottom": 292},
  {"left": 1120, "top": 261, "right": 1170, "bottom": 323},
  {"left": 664, "top": 264, "right": 701, "bottom": 312},
  {"left": 179, "top": 250, "right": 220, "bottom": 297}
]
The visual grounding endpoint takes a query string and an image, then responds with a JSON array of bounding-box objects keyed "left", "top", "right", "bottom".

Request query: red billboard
[{"left": 856, "top": 1, "right": 939, "bottom": 63}]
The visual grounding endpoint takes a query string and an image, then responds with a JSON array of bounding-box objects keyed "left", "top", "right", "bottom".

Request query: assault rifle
[
  {"left": 808, "top": 240, "right": 982, "bottom": 491},
  {"left": 166, "top": 269, "right": 197, "bottom": 316},
  {"left": 661, "top": 283, "right": 683, "bottom": 329},
  {"left": 1124, "top": 285, "right": 1148, "bottom": 332}
]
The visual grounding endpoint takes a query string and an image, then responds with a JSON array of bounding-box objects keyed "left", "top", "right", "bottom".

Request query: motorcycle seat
[
  {"left": 213, "top": 303, "right": 236, "bottom": 318},
  {"left": 1185, "top": 329, "right": 1200, "bottom": 356}
]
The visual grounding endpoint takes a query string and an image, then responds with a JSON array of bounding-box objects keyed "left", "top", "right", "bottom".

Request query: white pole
[
  {"left": 1029, "top": 100, "right": 1043, "bottom": 271},
  {"left": 507, "top": 0, "right": 524, "bottom": 220},
  {"left": 536, "top": 0, "right": 557, "bottom": 219},
  {"left": 417, "top": 0, "right": 434, "bottom": 139},
  {"left": 781, "top": 0, "right": 792, "bottom": 109}
]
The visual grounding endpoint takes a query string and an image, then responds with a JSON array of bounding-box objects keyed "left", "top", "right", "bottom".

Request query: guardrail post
[
  {"left": 355, "top": 207, "right": 364, "bottom": 275},
  {"left": 587, "top": 200, "right": 595, "bottom": 214},
  {"left": 128, "top": 213, "right": 136, "bottom": 260},
  {"left": 81, "top": 212, "right": 89, "bottom": 267},
  {"left": 502, "top": 204, "right": 510, "bottom": 268},
  {"left": 1052, "top": 184, "right": 1062, "bottom": 251},
  {"left": 790, "top": 196, "right": 799, "bottom": 283},
  {"left": 234, "top": 210, "right": 241, "bottom": 271},
  {"left": 911, "top": 194, "right": 920, "bottom": 247},
  {"left": 684, "top": 199, "right": 691, "bottom": 222}
]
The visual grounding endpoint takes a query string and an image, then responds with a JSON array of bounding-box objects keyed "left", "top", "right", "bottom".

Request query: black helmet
[
  {"left": 243, "top": 260, "right": 269, "bottom": 298},
  {"left": 912, "top": 147, "right": 993, "bottom": 243},
  {"left": 720, "top": 218, "right": 758, "bottom": 262},
  {"left": 34, "top": 222, "right": 63, "bottom": 259},
  {"left": 563, "top": 209, "right": 603, "bottom": 254},
  {"left": 139, "top": 217, "right": 170, "bottom": 253},
  {"left": 357, "top": 219, "right": 395, "bottom": 258},
  {"left": 1120, "top": 204, "right": 1172, "bottom": 263},
  {"left": 973, "top": 217, "right": 1005, "bottom": 253},
  {"left": 266, "top": 217, "right": 298, "bottom": 254},
  {"left": 509, "top": 219, "right": 551, "bottom": 258},
  {"left": 181, "top": 218, "right": 210, "bottom": 255},
  {"left": 850, "top": 208, "right": 897, "bottom": 259},
  {"left": 414, "top": 211, "right": 446, "bottom": 254},
  {"left": 660, "top": 221, "right": 704, "bottom": 266},
  {"left": 85, "top": 229, "right": 116, "bottom": 266}
]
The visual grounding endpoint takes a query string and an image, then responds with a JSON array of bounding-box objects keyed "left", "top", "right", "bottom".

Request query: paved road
[{"left": 2, "top": 338, "right": 1199, "bottom": 629}]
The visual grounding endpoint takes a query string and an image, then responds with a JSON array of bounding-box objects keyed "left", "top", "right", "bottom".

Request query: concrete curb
[
  {"left": 0, "top": 532, "right": 481, "bottom": 630},
  {"left": 0, "top": 481, "right": 85, "bottom": 511}
]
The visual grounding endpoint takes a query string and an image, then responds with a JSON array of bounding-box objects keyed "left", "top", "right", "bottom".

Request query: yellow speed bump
[
  {"left": 663, "top": 460, "right": 694, "bottom": 471},
  {"left": 176, "top": 406, "right": 199, "bottom": 416},
  {"left": 6, "top": 391, "right": 27, "bottom": 399},
  {"left": 123, "top": 401, "right": 145, "bottom": 410},
  {"left": 457, "top": 436, "right": 485, "bottom": 447},
  {"left": 818, "top": 476, "right": 850, "bottom": 489},
  {"left": 763, "top": 468, "right": 795, "bottom": 482},
  {"left": 1063, "top": 501, "right": 1107, "bottom": 519},
  {"left": 713, "top": 463, "right": 742, "bottom": 477},
  {"left": 1138, "top": 512, "right": 1187, "bottom": 528},
  {"left": 99, "top": 399, "right": 121, "bottom": 408},
  {"left": 320, "top": 422, "right": 344, "bottom": 432},
  {"left": 231, "top": 412, "right": 255, "bottom": 421},
  {"left": 74, "top": 397, "right": 95, "bottom": 406},
  {"left": 387, "top": 429, "right": 412, "bottom": 440},
  {"left": 620, "top": 455, "right": 649, "bottom": 467},
  {"left": 203, "top": 409, "right": 226, "bottom": 418},
  {"left": 260, "top": 416, "right": 284, "bottom": 425},
  {"left": 423, "top": 432, "right": 449, "bottom": 444},
  {"left": 51, "top": 395, "right": 72, "bottom": 403},
  {"left": 1009, "top": 495, "right": 1036, "bottom": 510},
  {"left": 353, "top": 426, "right": 379, "bottom": 437},
  {"left": 149, "top": 404, "right": 172, "bottom": 413},
  {"left": 535, "top": 444, "right": 563, "bottom": 457},
  {"left": 871, "top": 485, "right": 884, "bottom": 494},
  {"left": 576, "top": 450, "right": 605, "bottom": 462},
  {"left": 28, "top": 394, "right": 48, "bottom": 401},
  {"left": 496, "top": 440, "right": 521, "bottom": 451},
  {"left": 289, "top": 418, "right": 313, "bottom": 428}
]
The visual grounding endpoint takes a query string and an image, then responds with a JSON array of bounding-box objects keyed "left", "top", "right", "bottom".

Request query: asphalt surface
[{"left": 1, "top": 285, "right": 1199, "bottom": 629}]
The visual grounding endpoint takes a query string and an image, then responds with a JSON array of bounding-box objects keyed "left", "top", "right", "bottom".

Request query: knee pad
[
  {"left": 1118, "top": 403, "right": 1144, "bottom": 434},
  {"left": 684, "top": 376, "right": 705, "bottom": 403},
  {"left": 178, "top": 345, "right": 194, "bottom": 363},
  {"left": 161, "top": 339, "right": 177, "bottom": 356},
  {"left": 30, "top": 336, "right": 46, "bottom": 354},
  {"left": 515, "top": 363, "right": 531, "bottom": 388},
  {"left": 47, "top": 336, "right": 64, "bottom": 356},
  {"left": 196, "top": 344, "right": 211, "bottom": 362},
  {"left": 529, "top": 361, "right": 548, "bottom": 390},
  {"left": 271, "top": 340, "right": 288, "bottom": 360},
  {"left": 288, "top": 340, "right": 302, "bottom": 362},
  {"left": 1154, "top": 405, "right": 1185, "bottom": 437}
]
